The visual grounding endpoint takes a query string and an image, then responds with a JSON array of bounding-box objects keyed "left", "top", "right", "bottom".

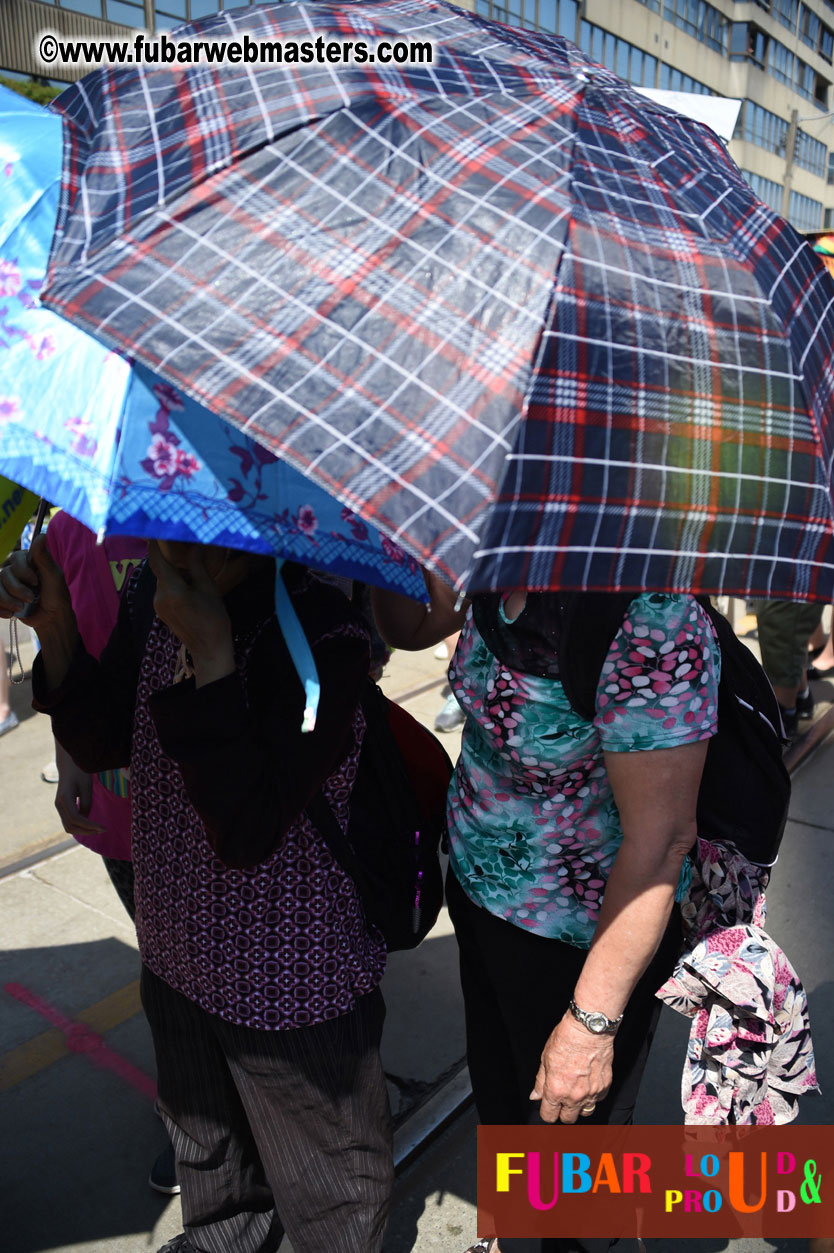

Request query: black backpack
[
  {"left": 307, "top": 679, "right": 453, "bottom": 950},
  {"left": 556, "top": 593, "right": 790, "bottom": 869}
]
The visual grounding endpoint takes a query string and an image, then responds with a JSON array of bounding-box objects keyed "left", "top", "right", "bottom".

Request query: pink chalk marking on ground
[{"left": 5, "top": 981, "right": 157, "bottom": 1102}]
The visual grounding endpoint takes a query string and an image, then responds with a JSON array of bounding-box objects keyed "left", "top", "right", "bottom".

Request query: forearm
[
  {"left": 532, "top": 814, "right": 694, "bottom": 1123},
  {"left": 371, "top": 568, "right": 466, "bottom": 650},
  {"left": 571, "top": 828, "right": 691, "bottom": 1018}
]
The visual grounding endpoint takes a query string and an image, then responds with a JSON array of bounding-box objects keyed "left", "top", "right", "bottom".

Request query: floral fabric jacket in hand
[{"left": 657, "top": 837, "right": 819, "bottom": 1124}]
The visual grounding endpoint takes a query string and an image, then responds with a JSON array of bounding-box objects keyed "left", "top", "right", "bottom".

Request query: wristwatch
[{"left": 568, "top": 999, "right": 624, "bottom": 1036}]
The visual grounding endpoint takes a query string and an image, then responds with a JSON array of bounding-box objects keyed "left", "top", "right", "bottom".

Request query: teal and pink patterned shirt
[{"left": 446, "top": 593, "right": 720, "bottom": 948}]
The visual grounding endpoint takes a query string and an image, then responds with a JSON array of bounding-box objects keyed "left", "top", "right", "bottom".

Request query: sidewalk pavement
[{"left": 1, "top": 615, "right": 832, "bottom": 1253}]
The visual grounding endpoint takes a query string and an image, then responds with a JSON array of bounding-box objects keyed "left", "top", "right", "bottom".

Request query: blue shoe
[
  {"left": 0, "top": 711, "right": 19, "bottom": 737},
  {"left": 434, "top": 691, "right": 465, "bottom": 733}
]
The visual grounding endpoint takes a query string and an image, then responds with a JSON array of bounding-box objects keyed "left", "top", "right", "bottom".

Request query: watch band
[{"left": 568, "top": 998, "right": 624, "bottom": 1036}]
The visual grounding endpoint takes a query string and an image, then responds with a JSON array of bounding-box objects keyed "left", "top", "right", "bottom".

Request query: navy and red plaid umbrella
[{"left": 43, "top": 0, "right": 834, "bottom": 599}]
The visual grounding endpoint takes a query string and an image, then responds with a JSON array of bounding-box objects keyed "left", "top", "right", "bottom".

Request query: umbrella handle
[
  {"left": 14, "top": 497, "right": 50, "bottom": 623},
  {"left": 273, "top": 559, "right": 320, "bottom": 733}
]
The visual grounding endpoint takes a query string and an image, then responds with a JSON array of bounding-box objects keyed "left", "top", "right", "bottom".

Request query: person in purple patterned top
[
  {"left": 374, "top": 576, "right": 720, "bottom": 1253},
  {"left": 1, "top": 536, "right": 393, "bottom": 1253}
]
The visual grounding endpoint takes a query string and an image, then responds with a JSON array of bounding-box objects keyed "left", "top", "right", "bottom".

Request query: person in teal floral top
[
  {"left": 447, "top": 592, "right": 719, "bottom": 948},
  {"left": 373, "top": 578, "right": 720, "bottom": 1253}
]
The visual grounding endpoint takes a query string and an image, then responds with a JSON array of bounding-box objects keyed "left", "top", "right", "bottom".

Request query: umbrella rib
[
  {"left": 506, "top": 453, "right": 828, "bottom": 494},
  {"left": 543, "top": 332, "right": 804, "bottom": 380},
  {"left": 472, "top": 544, "right": 834, "bottom": 565},
  {"left": 798, "top": 293, "right": 834, "bottom": 374},
  {"left": 139, "top": 74, "right": 166, "bottom": 213},
  {"left": 564, "top": 251, "right": 771, "bottom": 307}
]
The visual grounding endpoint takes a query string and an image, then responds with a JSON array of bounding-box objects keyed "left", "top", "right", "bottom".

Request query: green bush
[{"left": 0, "top": 77, "right": 62, "bottom": 106}]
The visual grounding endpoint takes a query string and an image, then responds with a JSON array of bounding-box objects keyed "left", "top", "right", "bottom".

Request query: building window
[
  {"left": 775, "top": 0, "right": 798, "bottom": 31},
  {"left": 730, "top": 23, "right": 768, "bottom": 67},
  {"left": 104, "top": 1, "right": 146, "bottom": 26},
  {"left": 789, "top": 187, "right": 823, "bottom": 231},
  {"left": 822, "top": 25, "right": 834, "bottom": 61},
  {"left": 559, "top": 0, "right": 579, "bottom": 38},
  {"left": 663, "top": 0, "right": 727, "bottom": 54},
  {"left": 824, "top": 207, "right": 832, "bottom": 227},
  {"left": 742, "top": 169, "right": 784, "bottom": 214},
  {"left": 794, "top": 130, "right": 828, "bottom": 179},
  {"left": 475, "top": 0, "right": 581, "bottom": 38},
  {"left": 659, "top": 63, "right": 712, "bottom": 93},
  {"left": 769, "top": 39, "right": 796, "bottom": 86},
  {"left": 738, "top": 100, "right": 790, "bottom": 158},
  {"left": 60, "top": 1, "right": 106, "bottom": 17},
  {"left": 578, "top": 21, "right": 658, "bottom": 87},
  {"left": 157, "top": 0, "right": 187, "bottom": 18},
  {"left": 800, "top": 4, "right": 821, "bottom": 50}
]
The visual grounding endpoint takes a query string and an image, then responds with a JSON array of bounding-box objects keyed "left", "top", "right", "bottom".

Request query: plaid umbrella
[{"left": 42, "top": 0, "right": 834, "bottom": 600}]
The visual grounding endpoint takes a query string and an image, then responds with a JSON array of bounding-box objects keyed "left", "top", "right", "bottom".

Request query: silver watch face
[{"left": 585, "top": 1012, "right": 610, "bottom": 1034}]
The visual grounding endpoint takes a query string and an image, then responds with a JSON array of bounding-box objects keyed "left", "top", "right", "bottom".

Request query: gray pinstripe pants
[{"left": 141, "top": 966, "right": 393, "bottom": 1253}]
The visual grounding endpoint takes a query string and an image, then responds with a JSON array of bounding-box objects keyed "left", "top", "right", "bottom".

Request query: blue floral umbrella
[{"left": 0, "top": 85, "right": 424, "bottom": 726}]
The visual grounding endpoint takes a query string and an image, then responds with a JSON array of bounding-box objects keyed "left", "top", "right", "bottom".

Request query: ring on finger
[{"left": 581, "top": 1104, "right": 596, "bottom": 1115}]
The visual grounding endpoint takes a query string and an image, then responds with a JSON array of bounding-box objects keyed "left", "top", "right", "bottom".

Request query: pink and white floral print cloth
[{"left": 657, "top": 837, "right": 819, "bottom": 1124}]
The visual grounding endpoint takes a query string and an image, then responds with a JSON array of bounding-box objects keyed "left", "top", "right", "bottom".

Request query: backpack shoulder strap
[{"left": 558, "top": 592, "right": 638, "bottom": 722}]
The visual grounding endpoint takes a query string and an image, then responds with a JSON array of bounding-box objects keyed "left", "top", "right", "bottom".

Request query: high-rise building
[
  {"left": 3, "top": 0, "right": 834, "bottom": 230},
  {"left": 465, "top": 0, "right": 834, "bottom": 231}
]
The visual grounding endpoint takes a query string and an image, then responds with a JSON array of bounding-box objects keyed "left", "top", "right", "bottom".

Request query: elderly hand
[
  {"left": 53, "top": 742, "right": 107, "bottom": 839},
  {"left": 0, "top": 535, "right": 72, "bottom": 630},
  {"left": 147, "top": 541, "right": 235, "bottom": 688},
  {"left": 529, "top": 1013, "right": 614, "bottom": 1124},
  {"left": 0, "top": 536, "right": 79, "bottom": 689}
]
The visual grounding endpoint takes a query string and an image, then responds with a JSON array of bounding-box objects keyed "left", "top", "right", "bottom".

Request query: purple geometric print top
[
  {"left": 447, "top": 593, "right": 720, "bottom": 948},
  {"left": 131, "top": 610, "right": 386, "bottom": 1031}
]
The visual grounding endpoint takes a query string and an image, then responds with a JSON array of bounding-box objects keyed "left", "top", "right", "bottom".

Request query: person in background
[
  {"left": 374, "top": 574, "right": 718, "bottom": 1253},
  {"left": 434, "top": 631, "right": 464, "bottom": 733},
  {"left": 0, "top": 536, "right": 393, "bottom": 1253},
  {"left": 806, "top": 606, "right": 834, "bottom": 680},
  {"left": 754, "top": 599, "right": 824, "bottom": 739}
]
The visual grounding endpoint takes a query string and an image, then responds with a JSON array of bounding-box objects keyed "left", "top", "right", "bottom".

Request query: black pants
[
  {"left": 141, "top": 967, "right": 393, "bottom": 1253},
  {"left": 446, "top": 869, "right": 682, "bottom": 1253},
  {"left": 102, "top": 856, "right": 136, "bottom": 920}
]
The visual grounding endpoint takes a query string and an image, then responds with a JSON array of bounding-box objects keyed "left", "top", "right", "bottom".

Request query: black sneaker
[
  {"left": 156, "top": 1236, "right": 195, "bottom": 1253},
  {"left": 149, "top": 1142, "right": 181, "bottom": 1196},
  {"left": 796, "top": 687, "right": 815, "bottom": 720}
]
